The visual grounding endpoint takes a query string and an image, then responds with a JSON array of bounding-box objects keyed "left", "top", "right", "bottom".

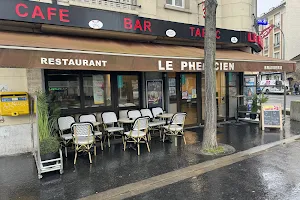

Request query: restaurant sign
[
  {"left": 0, "top": 49, "right": 294, "bottom": 72},
  {"left": 0, "top": 0, "right": 262, "bottom": 52},
  {"left": 158, "top": 60, "right": 235, "bottom": 71}
]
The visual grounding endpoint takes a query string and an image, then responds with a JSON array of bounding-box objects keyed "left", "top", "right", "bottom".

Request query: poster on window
[
  {"left": 93, "top": 75, "right": 105, "bottom": 104},
  {"left": 244, "top": 76, "right": 256, "bottom": 86},
  {"left": 146, "top": 80, "right": 163, "bottom": 109}
]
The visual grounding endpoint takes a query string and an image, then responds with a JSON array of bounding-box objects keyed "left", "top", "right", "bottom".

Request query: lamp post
[
  {"left": 277, "top": 27, "right": 286, "bottom": 122},
  {"left": 257, "top": 20, "right": 287, "bottom": 123}
]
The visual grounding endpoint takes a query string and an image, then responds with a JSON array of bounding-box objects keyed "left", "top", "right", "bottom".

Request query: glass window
[
  {"left": 274, "top": 33, "right": 280, "bottom": 46},
  {"left": 168, "top": 73, "right": 177, "bottom": 103},
  {"left": 118, "top": 75, "right": 140, "bottom": 107},
  {"left": 274, "top": 52, "right": 280, "bottom": 59},
  {"left": 83, "top": 74, "right": 111, "bottom": 108},
  {"left": 274, "top": 13, "right": 281, "bottom": 27},
  {"left": 47, "top": 74, "right": 80, "bottom": 109},
  {"left": 166, "top": 0, "right": 184, "bottom": 7},
  {"left": 264, "top": 37, "right": 268, "bottom": 48}
]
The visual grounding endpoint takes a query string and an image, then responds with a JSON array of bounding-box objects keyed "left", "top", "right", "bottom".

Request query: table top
[
  {"left": 157, "top": 113, "right": 174, "bottom": 118},
  {"left": 118, "top": 118, "right": 135, "bottom": 124}
]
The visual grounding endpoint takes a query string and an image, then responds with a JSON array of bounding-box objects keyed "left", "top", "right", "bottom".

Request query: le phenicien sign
[{"left": 158, "top": 60, "right": 235, "bottom": 71}]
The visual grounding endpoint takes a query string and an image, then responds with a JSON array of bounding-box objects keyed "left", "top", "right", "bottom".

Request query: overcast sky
[{"left": 258, "top": 0, "right": 282, "bottom": 16}]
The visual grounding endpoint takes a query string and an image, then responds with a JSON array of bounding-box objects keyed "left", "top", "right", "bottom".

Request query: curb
[{"left": 81, "top": 135, "right": 300, "bottom": 200}]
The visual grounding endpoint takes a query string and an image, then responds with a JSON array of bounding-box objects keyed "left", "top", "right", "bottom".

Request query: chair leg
[
  {"left": 108, "top": 135, "right": 111, "bottom": 148},
  {"left": 123, "top": 139, "right": 126, "bottom": 151},
  {"left": 100, "top": 140, "right": 104, "bottom": 151},
  {"left": 183, "top": 135, "right": 187, "bottom": 145},
  {"left": 74, "top": 151, "right": 77, "bottom": 165},
  {"left": 175, "top": 136, "right": 177, "bottom": 147},
  {"left": 137, "top": 143, "right": 140, "bottom": 156},
  {"left": 65, "top": 145, "right": 68, "bottom": 157},
  {"left": 146, "top": 140, "right": 150, "bottom": 152},
  {"left": 94, "top": 145, "right": 97, "bottom": 156},
  {"left": 159, "top": 128, "right": 162, "bottom": 138},
  {"left": 163, "top": 133, "right": 165, "bottom": 143},
  {"left": 88, "top": 152, "right": 92, "bottom": 164}
]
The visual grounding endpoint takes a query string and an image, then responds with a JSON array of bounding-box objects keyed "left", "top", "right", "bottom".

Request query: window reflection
[
  {"left": 118, "top": 75, "right": 139, "bottom": 107},
  {"left": 48, "top": 74, "right": 80, "bottom": 109},
  {"left": 83, "top": 74, "right": 111, "bottom": 108}
]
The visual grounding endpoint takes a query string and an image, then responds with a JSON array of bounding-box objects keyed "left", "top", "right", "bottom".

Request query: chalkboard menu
[{"left": 261, "top": 104, "right": 283, "bottom": 130}]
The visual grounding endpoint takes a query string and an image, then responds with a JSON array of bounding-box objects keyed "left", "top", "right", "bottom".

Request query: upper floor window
[
  {"left": 274, "top": 52, "right": 280, "bottom": 59},
  {"left": 166, "top": 0, "right": 184, "bottom": 8},
  {"left": 274, "top": 33, "right": 280, "bottom": 47},
  {"left": 274, "top": 13, "right": 281, "bottom": 27},
  {"left": 264, "top": 37, "right": 269, "bottom": 48}
]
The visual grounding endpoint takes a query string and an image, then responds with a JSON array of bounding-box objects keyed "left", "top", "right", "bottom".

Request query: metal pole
[{"left": 281, "top": 29, "right": 286, "bottom": 123}]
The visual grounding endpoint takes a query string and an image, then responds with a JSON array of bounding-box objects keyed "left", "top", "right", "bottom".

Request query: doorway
[{"left": 179, "top": 73, "right": 201, "bottom": 126}]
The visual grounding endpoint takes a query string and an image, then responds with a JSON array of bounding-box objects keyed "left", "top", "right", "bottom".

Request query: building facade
[
  {"left": 259, "top": 0, "right": 300, "bottom": 61},
  {"left": 0, "top": 0, "right": 294, "bottom": 156}
]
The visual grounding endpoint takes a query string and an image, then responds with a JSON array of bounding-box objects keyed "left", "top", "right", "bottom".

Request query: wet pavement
[
  {"left": 128, "top": 141, "right": 300, "bottom": 200},
  {"left": 1, "top": 118, "right": 300, "bottom": 200}
]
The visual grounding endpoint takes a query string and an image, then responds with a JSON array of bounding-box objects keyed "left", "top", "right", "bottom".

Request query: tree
[{"left": 202, "top": 0, "right": 218, "bottom": 150}]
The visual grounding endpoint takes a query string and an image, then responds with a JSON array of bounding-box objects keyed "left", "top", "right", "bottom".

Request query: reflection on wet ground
[
  {"left": 128, "top": 141, "right": 300, "bottom": 200},
  {"left": 1, "top": 118, "right": 300, "bottom": 200}
]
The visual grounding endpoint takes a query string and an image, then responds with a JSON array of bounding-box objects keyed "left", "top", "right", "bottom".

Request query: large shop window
[
  {"left": 83, "top": 74, "right": 111, "bottom": 108},
  {"left": 48, "top": 74, "right": 81, "bottom": 109},
  {"left": 118, "top": 75, "right": 140, "bottom": 107}
]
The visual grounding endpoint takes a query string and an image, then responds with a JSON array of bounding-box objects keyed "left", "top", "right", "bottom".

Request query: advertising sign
[
  {"left": 146, "top": 80, "right": 163, "bottom": 109},
  {"left": 257, "top": 19, "right": 268, "bottom": 26},
  {"left": 261, "top": 104, "right": 283, "bottom": 130},
  {"left": 260, "top": 25, "right": 274, "bottom": 39},
  {"left": 93, "top": 75, "right": 105, "bottom": 104}
]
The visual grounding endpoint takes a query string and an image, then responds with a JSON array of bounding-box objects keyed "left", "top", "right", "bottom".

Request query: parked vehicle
[{"left": 258, "top": 80, "right": 289, "bottom": 94}]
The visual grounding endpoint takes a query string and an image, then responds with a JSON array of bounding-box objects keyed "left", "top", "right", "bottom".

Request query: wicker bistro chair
[
  {"left": 71, "top": 122, "right": 96, "bottom": 164},
  {"left": 162, "top": 113, "right": 187, "bottom": 146},
  {"left": 151, "top": 107, "right": 165, "bottom": 118},
  {"left": 79, "top": 114, "right": 103, "bottom": 151},
  {"left": 58, "top": 116, "right": 75, "bottom": 157},
  {"left": 124, "top": 117, "right": 150, "bottom": 155},
  {"left": 101, "top": 112, "right": 124, "bottom": 148},
  {"left": 127, "top": 110, "right": 142, "bottom": 120},
  {"left": 140, "top": 108, "right": 165, "bottom": 139}
]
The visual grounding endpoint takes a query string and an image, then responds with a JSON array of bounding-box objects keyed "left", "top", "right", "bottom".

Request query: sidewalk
[
  {"left": 0, "top": 117, "right": 300, "bottom": 200},
  {"left": 128, "top": 141, "right": 300, "bottom": 200}
]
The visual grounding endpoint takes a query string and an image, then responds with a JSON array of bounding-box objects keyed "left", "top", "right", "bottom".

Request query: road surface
[{"left": 266, "top": 94, "right": 300, "bottom": 109}]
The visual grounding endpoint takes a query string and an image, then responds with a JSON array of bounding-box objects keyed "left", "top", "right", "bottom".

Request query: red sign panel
[{"left": 260, "top": 25, "right": 274, "bottom": 39}]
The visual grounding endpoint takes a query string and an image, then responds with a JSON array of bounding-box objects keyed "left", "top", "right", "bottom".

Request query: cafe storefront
[
  {"left": 0, "top": 31, "right": 296, "bottom": 127},
  {"left": 0, "top": 0, "right": 296, "bottom": 155}
]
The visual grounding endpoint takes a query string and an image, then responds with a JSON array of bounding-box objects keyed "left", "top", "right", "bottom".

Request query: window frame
[
  {"left": 116, "top": 73, "right": 142, "bottom": 110},
  {"left": 274, "top": 12, "right": 281, "bottom": 27},
  {"left": 166, "top": 0, "right": 185, "bottom": 8},
  {"left": 274, "top": 52, "right": 280, "bottom": 59},
  {"left": 45, "top": 70, "right": 114, "bottom": 116},
  {"left": 274, "top": 32, "right": 280, "bottom": 47}
]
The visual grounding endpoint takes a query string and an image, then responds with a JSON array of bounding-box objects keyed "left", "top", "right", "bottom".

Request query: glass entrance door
[{"left": 180, "top": 74, "right": 198, "bottom": 126}]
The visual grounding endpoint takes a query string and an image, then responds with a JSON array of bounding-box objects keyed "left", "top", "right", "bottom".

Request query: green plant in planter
[
  {"left": 251, "top": 94, "right": 269, "bottom": 118},
  {"left": 36, "top": 91, "right": 60, "bottom": 156}
]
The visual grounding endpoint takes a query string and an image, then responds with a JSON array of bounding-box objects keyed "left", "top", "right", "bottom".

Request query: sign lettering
[{"left": 41, "top": 58, "right": 107, "bottom": 67}]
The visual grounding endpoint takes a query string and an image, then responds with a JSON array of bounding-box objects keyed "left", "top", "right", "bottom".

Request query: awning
[{"left": 0, "top": 31, "right": 295, "bottom": 72}]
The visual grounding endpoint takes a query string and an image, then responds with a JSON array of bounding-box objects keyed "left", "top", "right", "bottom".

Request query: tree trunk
[{"left": 202, "top": 0, "right": 218, "bottom": 150}]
